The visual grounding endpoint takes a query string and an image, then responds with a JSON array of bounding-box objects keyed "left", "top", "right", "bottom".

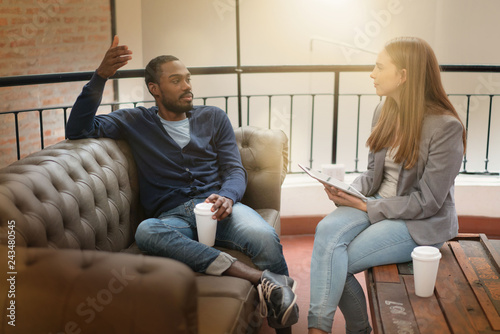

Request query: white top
[
  {"left": 159, "top": 116, "right": 190, "bottom": 149},
  {"left": 378, "top": 148, "right": 400, "bottom": 198}
]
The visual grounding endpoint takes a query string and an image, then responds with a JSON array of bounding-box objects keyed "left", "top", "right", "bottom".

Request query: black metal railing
[{"left": 1, "top": 65, "right": 499, "bottom": 174}]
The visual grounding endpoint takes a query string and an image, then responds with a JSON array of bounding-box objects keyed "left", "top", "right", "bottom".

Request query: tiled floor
[{"left": 258, "top": 234, "right": 369, "bottom": 334}]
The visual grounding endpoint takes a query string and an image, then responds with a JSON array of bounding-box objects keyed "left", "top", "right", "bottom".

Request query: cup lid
[
  {"left": 195, "top": 202, "right": 213, "bottom": 210},
  {"left": 194, "top": 202, "right": 214, "bottom": 214},
  {"left": 411, "top": 246, "right": 442, "bottom": 260}
]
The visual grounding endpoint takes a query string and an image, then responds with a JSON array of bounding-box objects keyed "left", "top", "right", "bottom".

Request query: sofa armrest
[
  {"left": 0, "top": 245, "right": 198, "bottom": 334},
  {"left": 255, "top": 208, "right": 281, "bottom": 235}
]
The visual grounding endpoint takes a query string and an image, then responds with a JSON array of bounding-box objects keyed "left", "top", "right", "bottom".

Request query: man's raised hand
[{"left": 96, "top": 35, "right": 133, "bottom": 79}]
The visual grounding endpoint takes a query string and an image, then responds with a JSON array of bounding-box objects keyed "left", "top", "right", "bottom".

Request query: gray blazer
[{"left": 351, "top": 102, "right": 464, "bottom": 245}]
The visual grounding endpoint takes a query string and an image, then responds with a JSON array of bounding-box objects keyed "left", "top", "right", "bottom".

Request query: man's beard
[{"left": 160, "top": 93, "right": 193, "bottom": 115}]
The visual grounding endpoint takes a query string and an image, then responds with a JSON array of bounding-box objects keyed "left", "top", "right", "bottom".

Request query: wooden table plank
[
  {"left": 460, "top": 238, "right": 500, "bottom": 315},
  {"left": 373, "top": 264, "right": 400, "bottom": 283},
  {"left": 398, "top": 261, "right": 414, "bottom": 275},
  {"left": 375, "top": 281, "right": 420, "bottom": 333},
  {"left": 453, "top": 233, "right": 485, "bottom": 241},
  {"left": 490, "top": 239, "right": 500, "bottom": 262},
  {"left": 365, "top": 269, "right": 384, "bottom": 334},
  {"left": 440, "top": 242, "right": 494, "bottom": 333},
  {"left": 480, "top": 234, "right": 500, "bottom": 273},
  {"left": 435, "top": 244, "right": 480, "bottom": 334},
  {"left": 451, "top": 241, "right": 500, "bottom": 331},
  {"left": 403, "top": 275, "right": 451, "bottom": 334}
]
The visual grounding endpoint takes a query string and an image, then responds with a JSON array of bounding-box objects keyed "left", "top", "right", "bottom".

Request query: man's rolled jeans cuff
[{"left": 205, "top": 252, "right": 237, "bottom": 276}]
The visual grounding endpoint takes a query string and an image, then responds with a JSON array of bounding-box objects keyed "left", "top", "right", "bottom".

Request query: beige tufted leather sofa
[{"left": 0, "top": 126, "right": 288, "bottom": 334}]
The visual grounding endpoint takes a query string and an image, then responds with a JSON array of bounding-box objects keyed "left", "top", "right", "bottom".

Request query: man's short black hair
[{"left": 145, "top": 55, "right": 179, "bottom": 94}]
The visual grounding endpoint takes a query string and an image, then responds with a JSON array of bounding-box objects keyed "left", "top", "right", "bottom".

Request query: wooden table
[{"left": 366, "top": 234, "right": 500, "bottom": 334}]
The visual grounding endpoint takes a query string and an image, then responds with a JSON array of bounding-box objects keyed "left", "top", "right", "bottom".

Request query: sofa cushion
[
  {"left": 0, "top": 245, "right": 198, "bottom": 334},
  {"left": 196, "top": 275, "right": 262, "bottom": 334}
]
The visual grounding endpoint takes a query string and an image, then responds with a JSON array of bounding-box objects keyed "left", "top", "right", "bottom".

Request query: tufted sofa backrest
[
  {"left": 0, "top": 138, "right": 141, "bottom": 251},
  {"left": 0, "top": 126, "right": 288, "bottom": 252},
  {"left": 235, "top": 126, "right": 288, "bottom": 212}
]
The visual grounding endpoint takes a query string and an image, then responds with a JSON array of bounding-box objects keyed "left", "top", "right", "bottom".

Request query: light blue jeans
[
  {"left": 135, "top": 198, "right": 289, "bottom": 276},
  {"left": 308, "top": 202, "right": 442, "bottom": 333}
]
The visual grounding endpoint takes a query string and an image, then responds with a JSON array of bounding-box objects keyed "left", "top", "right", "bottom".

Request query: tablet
[{"left": 298, "top": 163, "right": 367, "bottom": 201}]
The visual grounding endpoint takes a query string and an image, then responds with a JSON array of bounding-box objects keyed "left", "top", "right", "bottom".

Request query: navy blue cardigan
[{"left": 66, "top": 73, "right": 247, "bottom": 218}]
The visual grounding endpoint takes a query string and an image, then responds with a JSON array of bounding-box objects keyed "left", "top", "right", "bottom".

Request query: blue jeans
[
  {"left": 308, "top": 203, "right": 442, "bottom": 333},
  {"left": 135, "top": 198, "right": 288, "bottom": 276}
]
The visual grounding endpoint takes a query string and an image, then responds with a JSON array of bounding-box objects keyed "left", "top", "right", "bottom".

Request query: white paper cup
[
  {"left": 194, "top": 202, "right": 217, "bottom": 247},
  {"left": 411, "top": 246, "right": 442, "bottom": 297}
]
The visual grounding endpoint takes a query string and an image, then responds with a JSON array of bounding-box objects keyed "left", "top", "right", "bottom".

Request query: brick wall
[{"left": 0, "top": 0, "right": 114, "bottom": 168}]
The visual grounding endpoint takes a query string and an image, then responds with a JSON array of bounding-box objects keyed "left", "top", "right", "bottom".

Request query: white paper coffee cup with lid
[
  {"left": 411, "top": 246, "right": 442, "bottom": 297},
  {"left": 194, "top": 202, "right": 217, "bottom": 246}
]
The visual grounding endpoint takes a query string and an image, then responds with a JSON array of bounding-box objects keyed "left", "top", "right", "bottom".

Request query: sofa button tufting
[
  {"left": 136, "top": 266, "right": 150, "bottom": 275},
  {"left": 26, "top": 257, "right": 37, "bottom": 266},
  {"left": 81, "top": 261, "right": 93, "bottom": 269}
]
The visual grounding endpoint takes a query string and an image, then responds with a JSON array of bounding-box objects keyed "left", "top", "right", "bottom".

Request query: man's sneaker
[
  {"left": 257, "top": 280, "right": 299, "bottom": 328},
  {"left": 267, "top": 303, "right": 299, "bottom": 329},
  {"left": 260, "top": 269, "right": 297, "bottom": 292}
]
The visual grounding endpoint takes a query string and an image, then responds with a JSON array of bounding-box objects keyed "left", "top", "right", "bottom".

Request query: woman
[{"left": 308, "top": 37, "right": 466, "bottom": 334}]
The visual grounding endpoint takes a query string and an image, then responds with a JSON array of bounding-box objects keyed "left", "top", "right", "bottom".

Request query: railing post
[
  {"left": 235, "top": 0, "right": 242, "bottom": 127},
  {"left": 246, "top": 96, "right": 251, "bottom": 126},
  {"left": 354, "top": 95, "right": 361, "bottom": 172},
  {"left": 14, "top": 112, "right": 20, "bottom": 160},
  {"left": 38, "top": 109, "right": 44, "bottom": 149},
  {"left": 462, "top": 95, "right": 471, "bottom": 173},
  {"left": 485, "top": 95, "right": 494, "bottom": 173},
  {"left": 63, "top": 107, "right": 69, "bottom": 139},
  {"left": 268, "top": 95, "right": 272, "bottom": 128},
  {"left": 289, "top": 95, "right": 294, "bottom": 172},
  {"left": 332, "top": 71, "right": 340, "bottom": 164},
  {"left": 309, "top": 95, "right": 315, "bottom": 168}
]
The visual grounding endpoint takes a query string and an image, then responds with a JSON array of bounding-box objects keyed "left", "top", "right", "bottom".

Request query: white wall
[
  {"left": 281, "top": 173, "right": 500, "bottom": 218},
  {"left": 116, "top": 0, "right": 500, "bottom": 217},
  {"left": 135, "top": 0, "right": 500, "bottom": 65},
  {"left": 115, "top": 0, "right": 145, "bottom": 103}
]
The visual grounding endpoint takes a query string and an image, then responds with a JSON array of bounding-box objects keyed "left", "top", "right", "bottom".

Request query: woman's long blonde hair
[{"left": 366, "top": 37, "right": 466, "bottom": 169}]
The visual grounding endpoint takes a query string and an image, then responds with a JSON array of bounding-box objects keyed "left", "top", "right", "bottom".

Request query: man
[{"left": 66, "top": 36, "right": 298, "bottom": 332}]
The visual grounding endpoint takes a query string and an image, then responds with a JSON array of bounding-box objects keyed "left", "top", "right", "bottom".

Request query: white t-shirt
[
  {"left": 159, "top": 116, "right": 191, "bottom": 149},
  {"left": 378, "top": 148, "right": 400, "bottom": 198}
]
